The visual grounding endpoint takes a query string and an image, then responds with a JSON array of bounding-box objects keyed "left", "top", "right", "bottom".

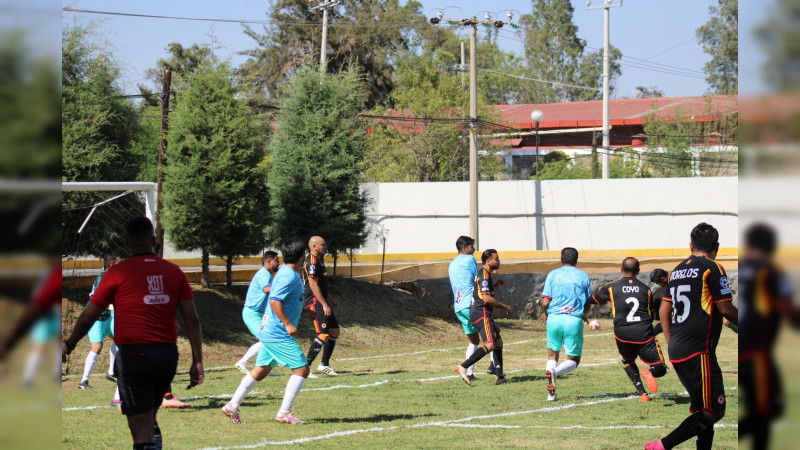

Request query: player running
[
  {"left": 646, "top": 223, "right": 738, "bottom": 450},
  {"left": 235, "top": 251, "right": 280, "bottom": 374},
  {"left": 592, "top": 257, "right": 667, "bottom": 402},
  {"left": 79, "top": 254, "right": 121, "bottom": 389},
  {"left": 448, "top": 236, "right": 482, "bottom": 381},
  {"left": 454, "top": 249, "right": 512, "bottom": 385},
  {"left": 302, "top": 236, "right": 341, "bottom": 377}
]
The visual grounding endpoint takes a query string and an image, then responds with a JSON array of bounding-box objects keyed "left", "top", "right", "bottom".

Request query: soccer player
[
  {"left": 454, "top": 249, "right": 512, "bottom": 385},
  {"left": 540, "top": 247, "right": 592, "bottom": 401},
  {"left": 739, "top": 223, "right": 800, "bottom": 450},
  {"left": 221, "top": 236, "right": 311, "bottom": 425},
  {"left": 592, "top": 257, "right": 667, "bottom": 402},
  {"left": 235, "top": 251, "right": 280, "bottom": 374},
  {"left": 79, "top": 253, "right": 121, "bottom": 389},
  {"left": 649, "top": 268, "right": 669, "bottom": 336},
  {"left": 302, "top": 236, "right": 340, "bottom": 376},
  {"left": 645, "top": 222, "right": 738, "bottom": 450},
  {"left": 62, "top": 216, "right": 204, "bottom": 450},
  {"left": 448, "top": 236, "right": 481, "bottom": 381}
]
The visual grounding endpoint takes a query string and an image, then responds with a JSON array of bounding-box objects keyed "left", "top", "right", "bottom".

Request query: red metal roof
[{"left": 493, "top": 95, "right": 738, "bottom": 130}]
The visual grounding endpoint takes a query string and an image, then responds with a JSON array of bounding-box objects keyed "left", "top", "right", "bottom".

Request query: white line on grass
[
  {"left": 441, "top": 423, "right": 739, "bottom": 430},
  {"left": 199, "top": 426, "right": 401, "bottom": 449}
]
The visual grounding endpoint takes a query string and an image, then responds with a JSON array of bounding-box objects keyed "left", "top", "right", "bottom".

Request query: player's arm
[
  {"left": 482, "top": 292, "right": 512, "bottom": 316},
  {"left": 582, "top": 301, "right": 593, "bottom": 324},
  {"left": 62, "top": 303, "right": 105, "bottom": 361},
  {"left": 262, "top": 285, "right": 272, "bottom": 296},
  {"left": 307, "top": 276, "right": 332, "bottom": 316},
  {"left": 715, "top": 301, "right": 738, "bottom": 327},
  {"left": 270, "top": 299, "right": 297, "bottom": 336},
  {"left": 178, "top": 299, "right": 204, "bottom": 387},
  {"left": 659, "top": 299, "right": 673, "bottom": 342}
]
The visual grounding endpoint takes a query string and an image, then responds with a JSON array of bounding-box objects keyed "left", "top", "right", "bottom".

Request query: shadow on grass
[
  {"left": 312, "top": 412, "right": 436, "bottom": 424},
  {"left": 509, "top": 374, "right": 548, "bottom": 383}
]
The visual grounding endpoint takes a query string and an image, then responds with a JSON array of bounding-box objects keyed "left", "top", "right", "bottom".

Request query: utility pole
[
  {"left": 460, "top": 41, "right": 466, "bottom": 90},
  {"left": 155, "top": 65, "right": 172, "bottom": 258},
  {"left": 588, "top": 0, "right": 622, "bottom": 179},
  {"left": 311, "top": 0, "right": 341, "bottom": 76},
  {"left": 430, "top": 10, "right": 516, "bottom": 249}
]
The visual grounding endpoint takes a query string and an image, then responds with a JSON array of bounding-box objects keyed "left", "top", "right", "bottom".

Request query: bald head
[
  {"left": 621, "top": 257, "right": 640, "bottom": 276},
  {"left": 309, "top": 236, "right": 327, "bottom": 257}
]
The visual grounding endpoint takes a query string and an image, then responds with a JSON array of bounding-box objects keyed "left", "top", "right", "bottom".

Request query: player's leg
[
  {"left": 457, "top": 309, "right": 480, "bottom": 377},
  {"left": 544, "top": 315, "right": 564, "bottom": 401},
  {"left": 274, "top": 339, "right": 311, "bottom": 424},
  {"left": 117, "top": 343, "right": 169, "bottom": 448},
  {"left": 555, "top": 315, "right": 583, "bottom": 376},
  {"left": 305, "top": 301, "right": 328, "bottom": 365},
  {"left": 456, "top": 315, "right": 493, "bottom": 385},
  {"left": 107, "top": 341, "right": 118, "bottom": 381},
  {"left": 616, "top": 341, "right": 647, "bottom": 399},
  {"left": 236, "top": 307, "right": 264, "bottom": 373},
  {"left": 80, "top": 332, "right": 104, "bottom": 388},
  {"left": 638, "top": 338, "right": 667, "bottom": 394},
  {"left": 318, "top": 312, "right": 340, "bottom": 375},
  {"left": 223, "top": 342, "right": 274, "bottom": 424}
]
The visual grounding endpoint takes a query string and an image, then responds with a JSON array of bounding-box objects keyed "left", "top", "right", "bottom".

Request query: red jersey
[
  {"left": 34, "top": 262, "right": 62, "bottom": 309},
  {"left": 90, "top": 254, "right": 193, "bottom": 345}
]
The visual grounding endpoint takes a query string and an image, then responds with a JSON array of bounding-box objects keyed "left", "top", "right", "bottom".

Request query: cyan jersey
[
  {"left": 259, "top": 265, "right": 305, "bottom": 343},
  {"left": 244, "top": 267, "right": 273, "bottom": 313},
  {"left": 449, "top": 254, "right": 478, "bottom": 313},
  {"left": 542, "top": 266, "right": 591, "bottom": 318}
]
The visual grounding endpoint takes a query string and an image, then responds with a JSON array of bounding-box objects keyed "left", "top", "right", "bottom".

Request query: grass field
[{"left": 61, "top": 313, "right": 739, "bottom": 449}]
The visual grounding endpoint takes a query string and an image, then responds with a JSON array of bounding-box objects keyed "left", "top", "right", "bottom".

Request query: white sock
[
  {"left": 546, "top": 359, "right": 557, "bottom": 374},
  {"left": 81, "top": 351, "right": 99, "bottom": 382},
  {"left": 22, "top": 350, "right": 43, "bottom": 385},
  {"left": 113, "top": 386, "right": 120, "bottom": 402},
  {"left": 465, "top": 343, "right": 476, "bottom": 376},
  {"left": 228, "top": 374, "right": 258, "bottom": 410},
  {"left": 490, "top": 351, "right": 495, "bottom": 364},
  {"left": 555, "top": 359, "right": 578, "bottom": 376},
  {"left": 108, "top": 345, "right": 117, "bottom": 376},
  {"left": 239, "top": 342, "right": 261, "bottom": 364},
  {"left": 278, "top": 374, "right": 306, "bottom": 414}
]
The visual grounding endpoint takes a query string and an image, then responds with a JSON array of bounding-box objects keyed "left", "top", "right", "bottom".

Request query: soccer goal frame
[{"left": 62, "top": 181, "right": 157, "bottom": 226}]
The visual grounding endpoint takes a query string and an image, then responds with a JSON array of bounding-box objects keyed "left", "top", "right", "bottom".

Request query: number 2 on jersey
[
  {"left": 624, "top": 297, "right": 641, "bottom": 322},
  {"left": 670, "top": 285, "right": 691, "bottom": 323}
]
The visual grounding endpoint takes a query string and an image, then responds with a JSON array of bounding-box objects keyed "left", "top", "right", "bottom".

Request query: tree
[
  {"left": 238, "top": 0, "right": 425, "bottom": 108},
  {"left": 531, "top": 151, "right": 591, "bottom": 180},
  {"left": 756, "top": 0, "right": 800, "bottom": 91},
  {"left": 635, "top": 85, "right": 664, "bottom": 98},
  {"left": 519, "top": 0, "right": 622, "bottom": 103},
  {"left": 268, "top": 62, "right": 368, "bottom": 266},
  {"left": 162, "top": 59, "right": 269, "bottom": 287},
  {"left": 696, "top": 0, "right": 738, "bottom": 95}
]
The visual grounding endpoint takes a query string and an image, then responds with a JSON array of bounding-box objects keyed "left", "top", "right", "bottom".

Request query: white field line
[
  {"left": 441, "top": 423, "right": 738, "bottom": 430},
  {"left": 62, "top": 365, "right": 237, "bottom": 379}
]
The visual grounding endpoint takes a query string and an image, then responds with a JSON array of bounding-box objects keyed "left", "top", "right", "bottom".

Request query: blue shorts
[
  {"left": 456, "top": 309, "right": 477, "bottom": 335},
  {"left": 255, "top": 339, "right": 308, "bottom": 370},
  {"left": 29, "top": 309, "right": 61, "bottom": 343},
  {"left": 242, "top": 307, "right": 263, "bottom": 338},
  {"left": 88, "top": 314, "right": 114, "bottom": 343},
  {"left": 546, "top": 314, "right": 584, "bottom": 356}
]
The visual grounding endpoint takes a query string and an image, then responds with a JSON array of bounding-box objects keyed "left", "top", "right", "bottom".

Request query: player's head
[
  {"left": 281, "top": 236, "right": 306, "bottom": 264},
  {"left": 103, "top": 253, "right": 120, "bottom": 270},
  {"left": 690, "top": 222, "right": 720, "bottom": 258},
  {"left": 308, "top": 236, "right": 327, "bottom": 257},
  {"left": 262, "top": 251, "right": 279, "bottom": 269},
  {"left": 744, "top": 222, "right": 777, "bottom": 258},
  {"left": 456, "top": 236, "right": 475, "bottom": 254},
  {"left": 481, "top": 249, "right": 500, "bottom": 269},
  {"left": 125, "top": 216, "right": 155, "bottom": 252},
  {"left": 561, "top": 247, "right": 578, "bottom": 266},
  {"left": 650, "top": 268, "right": 669, "bottom": 287},
  {"left": 621, "top": 257, "right": 640, "bottom": 276}
]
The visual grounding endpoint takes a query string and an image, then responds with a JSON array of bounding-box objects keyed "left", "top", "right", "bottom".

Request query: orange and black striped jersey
[
  {"left": 739, "top": 258, "right": 791, "bottom": 357},
  {"left": 663, "top": 255, "right": 733, "bottom": 362},
  {"left": 303, "top": 254, "right": 329, "bottom": 303},
  {"left": 471, "top": 268, "right": 495, "bottom": 315},
  {"left": 592, "top": 277, "right": 654, "bottom": 344}
]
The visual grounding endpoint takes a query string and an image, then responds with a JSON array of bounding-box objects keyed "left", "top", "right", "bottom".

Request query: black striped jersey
[
  {"left": 663, "top": 255, "right": 733, "bottom": 362},
  {"left": 303, "top": 254, "right": 329, "bottom": 302},
  {"left": 739, "top": 258, "right": 791, "bottom": 357},
  {"left": 592, "top": 277, "right": 654, "bottom": 343},
  {"left": 471, "top": 268, "right": 495, "bottom": 315}
]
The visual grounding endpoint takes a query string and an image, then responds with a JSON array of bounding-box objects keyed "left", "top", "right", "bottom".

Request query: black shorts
[
  {"left": 116, "top": 343, "right": 178, "bottom": 416},
  {"left": 616, "top": 337, "right": 665, "bottom": 366},
  {"left": 470, "top": 310, "right": 501, "bottom": 344},
  {"left": 740, "top": 351, "right": 784, "bottom": 420},
  {"left": 303, "top": 297, "right": 339, "bottom": 334},
  {"left": 673, "top": 353, "right": 726, "bottom": 414}
]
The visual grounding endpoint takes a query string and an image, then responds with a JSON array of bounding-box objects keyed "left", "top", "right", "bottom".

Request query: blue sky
[{"left": 60, "top": 0, "right": 761, "bottom": 100}]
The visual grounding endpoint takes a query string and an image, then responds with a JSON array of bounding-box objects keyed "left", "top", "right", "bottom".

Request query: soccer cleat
[
  {"left": 78, "top": 380, "right": 93, "bottom": 389},
  {"left": 307, "top": 369, "right": 319, "bottom": 379},
  {"left": 110, "top": 399, "right": 121, "bottom": 411},
  {"left": 640, "top": 369, "right": 658, "bottom": 393},
  {"left": 317, "top": 364, "right": 339, "bottom": 376},
  {"left": 545, "top": 369, "right": 556, "bottom": 397},
  {"left": 222, "top": 405, "right": 243, "bottom": 425},
  {"left": 547, "top": 393, "right": 557, "bottom": 401},
  {"left": 162, "top": 395, "right": 190, "bottom": 408},
  {"left": 454, "top": 365, "right": 471, "bottom": 385},
  {"left": 486, "top": 363, "right": 496, "bottom": 375},
  {"left": 644, "top": 440, "right": 665, "bottom": 450},
  {"left": 495, "top": 375, "right": 508, "bottom": 385},
  {"left": 467, "top": 374, "right": 479, "bottom": 382},
  {"left": 639, "top": 393, "right": 650, "bottom": 402},
  {"left": 105, "top": 373, "right": 117, "bottom": 383},
  {"left": 275, "top": 412, "right": 306, "bottom": 425},
  {"left": 235, "top": 361, "right": 248, "bottom": 375}
]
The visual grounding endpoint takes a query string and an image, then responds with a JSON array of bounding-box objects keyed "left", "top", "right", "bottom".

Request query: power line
[{"left": 477, "top": 67, "right": 597, "bottom": 91}]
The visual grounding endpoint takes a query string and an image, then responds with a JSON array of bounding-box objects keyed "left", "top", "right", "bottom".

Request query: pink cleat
[
  {"left": 644, "top": 440, "right": 665, "bottom": 450},
  {"left": 275, "top": 411, "right": 306, "bottom": 424},
  {"left": 222, "top": 405, "right": 243, "bottom": 425}
]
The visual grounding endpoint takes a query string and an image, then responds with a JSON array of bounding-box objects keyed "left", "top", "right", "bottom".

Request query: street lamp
[{"left": 531, "top": 109, "right": 544, "bottom": 177}]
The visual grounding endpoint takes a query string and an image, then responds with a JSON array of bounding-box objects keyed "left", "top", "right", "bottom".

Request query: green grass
[{"left": 61, "top": 317, "right": 738, "bottom": 449}]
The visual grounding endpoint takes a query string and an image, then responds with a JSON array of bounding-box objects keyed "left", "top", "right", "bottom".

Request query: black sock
[
  {"left": 740, "top": 417, "right": 770, "bottom": 450},
  {"left": 622, "top": 360, "right": 646, "bottom": 395},
  {"left": 321, "top": 337, "right": 337, "bottom": 366},
  {"left": 650, "top": 363, "right": 667, "bottom": 378},
  {"left": 133, "top": 443, "right": 156, "bottom": 450},
  {"left": 306, "top": 337, "right": 325, "bottom": 364},
  {"left": 653, "top": 322, "right": 663, "bottom": 335},
  {"left": 461, "top": 345, "right": 488, "bottom": 368},
  {"left": 163, "top": 392, "right": 174, "bottom": 400},
  {"left": 696, "top": 423, "right": 714, "bottom": 450},
  {"left": 661, "top": 411, "right": 711, "bottom": 449},
  {"left": 153, "top": 423, "right": 162, "bottom": 450},
  {"left": 493, "top": 348, "right": 504, "bottom": 376}
]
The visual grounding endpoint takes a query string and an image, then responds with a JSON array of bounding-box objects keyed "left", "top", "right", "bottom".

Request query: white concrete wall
[{"left": 360, "top": 177, "right": 738, "bottom": 254}]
